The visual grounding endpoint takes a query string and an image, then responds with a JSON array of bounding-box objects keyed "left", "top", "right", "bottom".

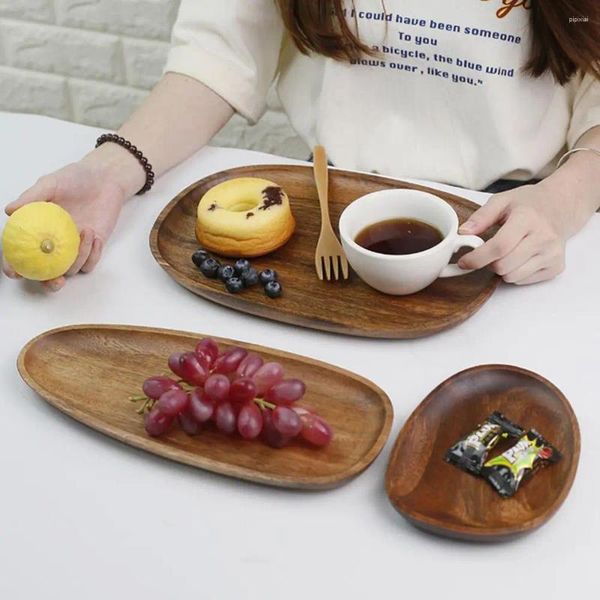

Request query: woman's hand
[
  {"left": 2, "top": 144, "right": 143, "bottom": 292},
  {"left": 457, "top": 182, "right": 571, "bottom": 285},
  {"left": 2, "top": 75, "right": 234, "bottom": 293},
  {"left": 459, "top": 129, "right": 600, "bottom": 285}
]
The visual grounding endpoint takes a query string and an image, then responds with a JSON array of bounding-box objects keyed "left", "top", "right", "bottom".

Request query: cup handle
[{"left": 439, "top": 234, "right": 485, "bottom": 278}]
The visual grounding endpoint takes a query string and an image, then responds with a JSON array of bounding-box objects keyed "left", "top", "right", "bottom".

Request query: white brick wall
[{"left": 0, "top": 0, "right": 307, "bottom": 158}]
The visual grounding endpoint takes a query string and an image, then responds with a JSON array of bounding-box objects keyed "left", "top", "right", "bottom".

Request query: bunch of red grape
[{"left": 132, "top": 338, "right": 333, "bottom": 448}]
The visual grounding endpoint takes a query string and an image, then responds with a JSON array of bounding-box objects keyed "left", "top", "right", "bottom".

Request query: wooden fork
[{"left": 313, "top": 146, "right": 349, "bottom": 281}]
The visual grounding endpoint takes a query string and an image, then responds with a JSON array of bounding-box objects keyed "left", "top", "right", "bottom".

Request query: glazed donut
[{"left": 195, "top": 177, "right": 296, "bottom": 258}]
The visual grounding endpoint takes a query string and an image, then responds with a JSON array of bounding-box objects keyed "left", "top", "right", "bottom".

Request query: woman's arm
[
  {"left": 84, "top": 73, "right": 234, "bottom": 198},
  {"left": 457, "top": 125, "right": 600, "bottom": 285},
  {"left": 537, "top": 125, "right": 600, "bottom": 235},
  {"left": 3, "top": 73, "right": 234, "bottom": 290}
]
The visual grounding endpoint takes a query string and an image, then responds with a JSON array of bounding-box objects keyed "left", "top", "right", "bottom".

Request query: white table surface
[{"left": 1, "top": 112, "right": 598, "bottom": 600}]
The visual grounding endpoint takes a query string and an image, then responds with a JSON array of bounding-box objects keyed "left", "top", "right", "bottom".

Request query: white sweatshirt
[{"left": 165, "top": 0, "right": 600, "bottom": 190}]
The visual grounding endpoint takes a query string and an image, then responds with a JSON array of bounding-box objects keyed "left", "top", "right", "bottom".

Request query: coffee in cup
[{"left": 354, "top": 218, "right": 444, "bottom": 256}]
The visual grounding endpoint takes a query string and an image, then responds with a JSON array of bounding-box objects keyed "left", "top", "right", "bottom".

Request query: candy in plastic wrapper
[
  {"left": 481, "top": 430, "right": 561, "bottom": 498},
  {"left": 445, "top": 411, "right": 523, "bottom": 475}
]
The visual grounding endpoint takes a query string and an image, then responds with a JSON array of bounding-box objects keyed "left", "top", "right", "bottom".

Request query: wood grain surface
[
  {"left": 17, "top": 324, "right": 393, "bottom": 490},
  {"left": 385, "top": 364, "right": 580, "bottom": 541},
  {"left": 150, "top": 165, "right": 499, "bottom": 338}
]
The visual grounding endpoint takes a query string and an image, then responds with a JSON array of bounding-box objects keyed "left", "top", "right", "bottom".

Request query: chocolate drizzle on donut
[
  {"left": 246, "top": 212, "right": 254, "bottom": 219},
  {"left": 208, "top": 203, "right": 217, "bottom": 212},
  {"left": 258, "top": 186, "right": 283, "bottom": 211}
]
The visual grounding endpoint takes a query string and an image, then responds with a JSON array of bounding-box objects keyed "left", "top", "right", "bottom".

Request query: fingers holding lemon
[{"left": 2, "top": 202, "right": 80, "bottom": 281}]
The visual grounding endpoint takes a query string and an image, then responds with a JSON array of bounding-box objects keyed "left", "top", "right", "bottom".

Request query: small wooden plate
[
  {"left": 385, "top": 365, "right": 580, "bottom": 541},
  {"left": 17, "top": 324, "right": 393, "bottom": 490},
  {"left": 150, "top": 165, "right": 499, "bottom": 338}
]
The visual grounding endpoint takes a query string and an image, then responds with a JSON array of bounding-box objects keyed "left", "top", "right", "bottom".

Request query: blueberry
[
  {"left": 264, "top": 281, "right": 282, "bottom": 298},
  {"left": 234, "top": 258, "right": 251, "bottom": 275},
  {"left": 259, "top": 269, "right": 278, "bottom": 285},
  {"left": 200, "top": 257, "right": 220, "bottom": 278},
  {"left": 225, "top": 277, "right": 244, "bottom": 294},
  {"left": 192, "top": 249, "right": 210, "bottom": 268},
  {"left": 241, "top": 268, "right": 259, "bottom": 288},
  {"left": 218, "top": 264, "right": 236, "bottom": 281}
]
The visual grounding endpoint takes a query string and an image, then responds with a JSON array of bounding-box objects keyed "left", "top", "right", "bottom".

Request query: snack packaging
[
  {"left": 481, "top": 430, "right": 561, "bottom": 498},
  {"left": 445, "top": 412, "right": 523, "bottom": 475}
]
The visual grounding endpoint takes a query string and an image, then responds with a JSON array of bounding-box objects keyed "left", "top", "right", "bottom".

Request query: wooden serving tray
[
  {"left": 18, "top": 325, "right": 393, "bottom": 490},
  {"left": 150, "top": 165, "right": 499, "bottom": 338},
  {"left": 385, "top": 365, "right": 580, "bottom": 541}
]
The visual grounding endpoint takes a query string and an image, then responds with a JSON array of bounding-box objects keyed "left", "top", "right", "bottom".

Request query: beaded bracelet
[{"left": 95, "top": 133, "right": 155, "bottom": 195}]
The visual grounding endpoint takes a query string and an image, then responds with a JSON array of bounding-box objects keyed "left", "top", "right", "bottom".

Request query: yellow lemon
[{"left": 2, "top": 202, "right": 80, "bottom": 281}]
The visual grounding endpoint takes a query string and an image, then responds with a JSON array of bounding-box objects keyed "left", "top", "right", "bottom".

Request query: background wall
[{"left": 0, "top": 0, "right": 307, "bottom": 158}]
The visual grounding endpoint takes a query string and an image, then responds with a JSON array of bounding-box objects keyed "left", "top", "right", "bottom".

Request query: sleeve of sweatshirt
[
  {"left": 164, "top": 0, "right": 285, "bottom": 124},
  {"left": 567, "top": 71, "right": 600, "bottom": 147}
]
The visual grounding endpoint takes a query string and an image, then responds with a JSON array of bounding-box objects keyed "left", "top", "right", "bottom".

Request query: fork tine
[
  {"left": 340, "top": 255, "right": 350, "bottom": 279},
  {"left": 323, "top": 256, "right": 332, "bottom": 280},
  {"left": 315, "top": 255, "right": 324, "bottom": 280},
  {"left": 331, "top": 255, "right": 340, "bottom": 280}
]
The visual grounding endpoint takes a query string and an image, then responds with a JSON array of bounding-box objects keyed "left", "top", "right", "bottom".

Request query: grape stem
[
  {"left": 129, "top": 395, "right": 156, "bottom": 414},
  {"left": 176, "top": 380, "right": 195, "bottom": 390},
  {"left": 254, "top": 398, "right": 276, "bottom": 411},
  {"left": 128, "top": 390, "right": 276, "bottom": 414}
]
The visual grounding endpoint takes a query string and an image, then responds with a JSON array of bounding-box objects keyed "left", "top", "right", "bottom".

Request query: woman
[{"left": 3, "top": 0, "right": 600, "bottom": 291}]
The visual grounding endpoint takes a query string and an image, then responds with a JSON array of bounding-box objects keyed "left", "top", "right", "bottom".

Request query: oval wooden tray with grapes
[{"left": 17, "top": 325, "right": 393, "bottom": 489}]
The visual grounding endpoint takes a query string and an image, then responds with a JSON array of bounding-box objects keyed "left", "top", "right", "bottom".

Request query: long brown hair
[{"left": 275, "top": 1, "right": 600, "bottom": 84}]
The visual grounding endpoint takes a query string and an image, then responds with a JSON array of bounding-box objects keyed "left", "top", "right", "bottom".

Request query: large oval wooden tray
[
  {"left": 17, "top": 324, "right": 393, "bottom": 490},
  {"left": 385, "top": 365, "right": 580, "bottom": 541},
  {"left": 150, "top": 165, "right": 499, "bottom": 338}
]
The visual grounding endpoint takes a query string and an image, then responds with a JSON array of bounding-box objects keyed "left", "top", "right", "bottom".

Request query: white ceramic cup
[{"left": 338, "top": 189, "right": 484, "bottom": 295}]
